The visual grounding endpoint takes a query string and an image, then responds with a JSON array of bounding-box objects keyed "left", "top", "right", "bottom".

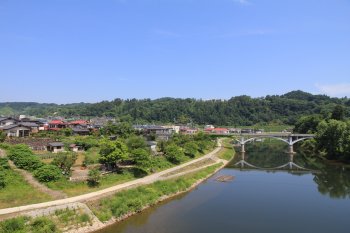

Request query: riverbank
[{"left": 0, "top": 139, "right": 235, "bottom": 233}]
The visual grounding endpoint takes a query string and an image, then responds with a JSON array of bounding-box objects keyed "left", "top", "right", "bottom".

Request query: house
[
  {"left": 69, "top": 144, "right": 84, "bottom": 152},
  {"left": 0, "top": 117, "right": 18, "bottom": 127},
  {"left": 212, "top": 128, "right": 230, "bottom": 134},
  {"left": 204, "top": 125, "right": 215, "bottom": 130},
  {"left": 48, "top": 120, "right": 67, "bottom": 131},
  {"left": 69, "top": 120, "right": 89, "bottom": 128},
  {"left": 72, "top": 127, "right": 90, "bottom": 136},
  {"left": 144, "top": 126, "right": 174, "bottom": 140},
  {"left": 241, "top": 129, "right": 254, "bottom": 134},
  {"left": 180, "top": 127, "right": 198, "bottom": 135},
  {"left": 0, "top": 124, "right": 31, "bottom": 137},
  {"left": 47, "top": 142, "right": 65, "bottom": 153},
  {"left": 229, "top": 128, "right": 241, "bottom": 134},
  {"left": 20, "top": 122, "right": 39, "bottom": 133}
]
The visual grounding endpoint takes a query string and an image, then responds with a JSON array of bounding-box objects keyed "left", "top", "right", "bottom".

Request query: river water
[{"left": 96, "top": 140, "right": 350, "bottom": 233}]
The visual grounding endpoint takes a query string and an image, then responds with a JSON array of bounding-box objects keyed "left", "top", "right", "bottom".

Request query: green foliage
[
  {"left": 87, "top": 168, "right": 101, "bottom": 187},
  {"left": 0, "top": 171, "right": 6, "bottom": 189},
  {"left": 294, "top": 115, "right": 322, "bottom": 133},
  {"left": 331, "top": 105, "right": 346, "bottom": 121},
  {"left": 0, "top": 216, "right": 27, "bottom": 233},
  {"left": 164, "top": 144, "right": 186, "bottom": 164},
  {"left": 183, "top": 142, "right": 199, "bottom": 158},
  {"left": 2, "top": 91, "right": 349, "bottom": 125},
  {"left": 99, "top": 139, "right": 129, "bottom": 169},
  {"left": 130, "top": 148, "right": 151, "bottom": 169},
  {"left": 34, "top": 165, "right": 63, "bottom": 182},
  {"left": 0, "top": 130, "right": 6, "bottom": 142},
  {"left": 51, "top": 153, "right": 77, "bottom": 176},
  {"left": 92, "top": 163, "right": 221, "bottom": 222},
  {"left": 100, "top": 122, "right": 134, "bottom": 138},
  {"left": 30, "top": 217, "right": 57, "bottom": 233},
  {"left": 74, "top": 136, "right": 99, "bottom": 150},
  {"left": 315, "top": 120, "right": 350, "bottom": 160},
  {"left": 7, "top": 144, "right": 44, "bottom": 171},
  {"left": 126, "top": 136, "right": 147, "bottom": 151}
]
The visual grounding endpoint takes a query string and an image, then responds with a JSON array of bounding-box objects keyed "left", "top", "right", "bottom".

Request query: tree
[
  {"left": 130, "top": 148, "right": 151, "bottom": 169},
  {"left": 87, "top": 168, "right": 101, "bottom": 187},
  {"left": 294, "top": 115, "right": 322, "bottom": 134},
  {"left": 34, "top": 165, "right": 62, "bottom": 182},
  {"left": 331, "top": 105, "right": 346, "bottom": 121},
  {"left": 99, "top": 139, "right": 129, "bottom": 170},
  {"left": 126, "top": 136, "right": 147, "bottom": 151},
  {"left": 8, "top": 144, "right": 43, "bottom": 171},
  {"left": 184, "top": 142, "right": 199, "bottom": 158},
  {"left": 51, "top": 153, "right": 77, "bottom": 176},
  {"left": 316, "top": 120, "right": 347, "bottom": 159},
  {"left": 165, "top": 144, "right": 186, "bottom": 164}
]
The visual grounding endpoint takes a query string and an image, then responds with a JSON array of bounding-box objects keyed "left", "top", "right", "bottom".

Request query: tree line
[{"left": 1, "top": 90, "right": 349, "bottom": 125}]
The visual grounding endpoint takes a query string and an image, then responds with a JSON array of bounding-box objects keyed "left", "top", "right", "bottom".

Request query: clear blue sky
[{"left": 1, "top": 0, "right": 350, "bottom": 103}]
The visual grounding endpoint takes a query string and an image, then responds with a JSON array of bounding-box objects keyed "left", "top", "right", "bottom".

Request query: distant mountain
[{"left": 1, "top": 91, "right": 349, "bottom": 126}]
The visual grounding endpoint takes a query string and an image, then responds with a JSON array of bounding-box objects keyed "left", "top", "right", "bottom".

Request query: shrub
[
  {"left": 0, "top": 170, "right": 6, "bottom": 189},
  {"left": 87, "top": 168, "right": 101, "bottom": 187},
  {"left": 30, "top": 217, "right": 57, "bottom": 233},
  {"left": 7, "top": 144, "right": 43, "bottom": 171},
  {"left": 0, "top": 216, "right": 27, "bottom": 233},
  {"left": 165, "top": 144, "right": 186, "bottom": 164},
  {"left": 34, "top": 165, "right": 63, "bottom": 182}
]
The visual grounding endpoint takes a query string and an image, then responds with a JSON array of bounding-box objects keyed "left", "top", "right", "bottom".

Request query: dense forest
[{"left": 1, "top": 91, "right": 349, "bottom": 126}]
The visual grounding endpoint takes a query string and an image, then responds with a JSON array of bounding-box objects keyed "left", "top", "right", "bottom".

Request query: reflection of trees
[
  {"left": 230, "top": 140, "right": 350, "bottom": 199},
  {"left": 313, "top": 164, "right": 350, "bottom": 199}
]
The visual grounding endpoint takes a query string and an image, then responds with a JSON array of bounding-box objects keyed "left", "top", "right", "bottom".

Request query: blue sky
[{"left": 1, "top": 0, "right": 350, "bottom": 103}]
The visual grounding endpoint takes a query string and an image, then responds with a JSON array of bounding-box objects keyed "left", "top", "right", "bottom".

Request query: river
[{"left": 96, "top": 140, "right": 350, "bottom": 233}]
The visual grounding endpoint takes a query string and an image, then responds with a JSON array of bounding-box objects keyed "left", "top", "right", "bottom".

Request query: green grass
[
  {"left": 0, "top": 208, "right": 92, "bottom": 233},
  {"left": 0, "top": 169, "right": 53, "bottom": 209},
  {"left": 0, "top": 216, "right": 59, "bottom": 233},
  {"left": 217, "top": 138, "right": 235, "bottom": 161},
  {"left": 83, "top": 147, "right": 100, "bottom": 165},
  {"left": 89, "top": 163, "right": 222, "bottom": 222},
  {"left": 47, "top": 168, "right": 145, "bottom": 197}
]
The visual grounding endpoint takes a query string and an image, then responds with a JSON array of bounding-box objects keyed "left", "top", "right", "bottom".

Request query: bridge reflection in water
[
  {"left": 234, "top": 152, "right": 312, "bottom": 171},
  {"left": 231, "top": 135, "right": 315, "bottom": 172}
]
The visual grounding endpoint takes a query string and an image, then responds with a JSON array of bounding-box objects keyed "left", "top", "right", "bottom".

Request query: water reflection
[{"left": 230, "top": 139, "right": 350, "bottom": 199}]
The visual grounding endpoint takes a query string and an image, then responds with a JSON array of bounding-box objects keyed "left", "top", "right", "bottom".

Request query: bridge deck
[{"left": 222, "top": 133, "right": 314, "bottom": 137}]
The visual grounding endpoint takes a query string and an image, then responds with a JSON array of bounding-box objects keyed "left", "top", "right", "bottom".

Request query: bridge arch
[{"left": 241, "top": 136, "right": 289, "bottom": 145}]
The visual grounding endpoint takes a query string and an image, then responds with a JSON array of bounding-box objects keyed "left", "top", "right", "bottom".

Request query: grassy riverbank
[
  {"left": 217, "top": 138, "right": 235, "bottom": 161},
  {"left": 88, "top": 163, "right": 223, "bottom": 222}
]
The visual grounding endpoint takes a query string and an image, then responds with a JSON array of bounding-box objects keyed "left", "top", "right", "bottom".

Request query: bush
[
  {"left": 0, "top": 170, "right": 6, "bottom": 189},
  {"left": 7, "top": 144, "right": 44, "bottom": 171},
  {"left": 0, "top": 158, "right": 9, "bottom": 170},
  {"left": 165, "top": 144, "right": 186, "bottom": 164},
  {"left": 51, "top": 153, "right": 77, "bottom": 176},
  {"left": 0, "top": 216, "right": 27, "bottom": 233},
  {"left": 30, "top": 217, "right": 57, "bottom": 233},
  {"left": 87, "top": 168, "right": 101, "bottom": 187},
  {"left": 34, "top": 165, "right": 63, "bottom": 182}
]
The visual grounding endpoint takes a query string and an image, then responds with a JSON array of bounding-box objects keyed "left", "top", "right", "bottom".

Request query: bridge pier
[
  {"left": 288, "top": 144, "right": 294, "bottom": 154},
  {"left": 241, "top": 144, "right": 245, "bottom": 153}
]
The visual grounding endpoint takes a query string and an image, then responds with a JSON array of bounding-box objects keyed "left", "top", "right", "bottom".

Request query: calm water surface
[{"left": 97, "top": 141, "right": 350, "bottom": 233}]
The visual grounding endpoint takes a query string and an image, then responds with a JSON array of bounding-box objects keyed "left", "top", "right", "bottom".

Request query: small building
[
  {"left": 20, "top": 122, "right": 39, "bottom": 133},
  {"left": 69, "top": 144, "right": 84, "bottom": 152},
  {"left": 241, "top": 129, "right": 254, "bottom": 134},
  {"left": 72, "top": 127, "right": 90, "bottom": 136},
  {"left": 0, "top": 117, "right": 18, "bottom": 127},
  {"left": 48, "top": 120, "right": 67, "bottom": 131},
  {"left": 69, "top": 120, "right": 89, "bottom": 128},
  {"left": 47, "top": 142, "right": 65, "bottom": 153},
  {"left": 1, "top": 124, "right": 31, "bottom": 137},
  {"left": 212, "top": 128, "right": 230, "bottom": 134},
  {"left": 147, "top": 141, "right": 158, "bottom": 154}
]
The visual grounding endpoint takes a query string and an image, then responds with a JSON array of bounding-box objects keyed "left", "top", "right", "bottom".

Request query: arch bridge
[{"left": 232, "top": 133, "right": 315, "bottom": 153}]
